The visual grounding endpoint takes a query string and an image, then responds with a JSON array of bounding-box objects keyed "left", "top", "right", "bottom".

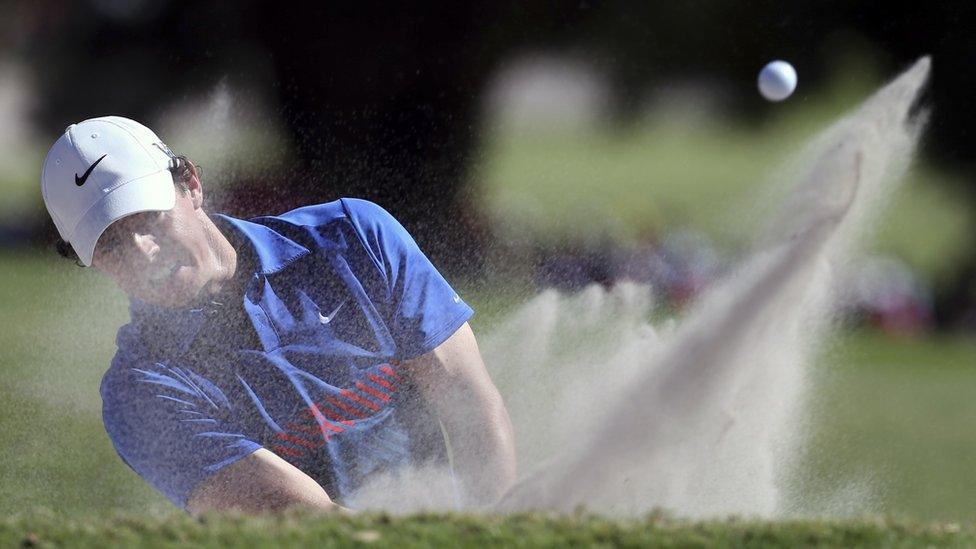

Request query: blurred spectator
[
  {"left": 534, "top": 244, "right": 615, "bottom": 292},
  {"left": 534, "top": 229, "right": 726, "bottom": 309},
  {"left": 535, "top": 236, "right": 938, "bottom": 342},
  {"left": 842, "top": 254, "right": 934, "bottom": 337},
  {"left": 641, "top": 230, "right": 725, "bottom": 308}
]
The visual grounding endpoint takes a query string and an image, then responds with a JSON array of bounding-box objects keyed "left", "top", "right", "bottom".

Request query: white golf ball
[{"left": 757, "top": 60, "right": 797, "bottom": 101}]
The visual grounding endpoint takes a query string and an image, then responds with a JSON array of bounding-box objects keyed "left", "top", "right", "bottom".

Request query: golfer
[{"left": 41, "top": 116, "right": 516, "bottom": 514}]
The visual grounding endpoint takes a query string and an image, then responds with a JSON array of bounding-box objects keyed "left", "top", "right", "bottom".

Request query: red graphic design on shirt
[{"left": 271, "top": 362, "right": 401, "bottom": 461}]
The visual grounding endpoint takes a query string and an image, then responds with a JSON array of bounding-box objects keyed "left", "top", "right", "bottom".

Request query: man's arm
[
  {"left": 401, "top": 322, "right": 517, "bottom": 507},
  {"left": 185, "top": 448, "right": 342, "bottom": 515}
]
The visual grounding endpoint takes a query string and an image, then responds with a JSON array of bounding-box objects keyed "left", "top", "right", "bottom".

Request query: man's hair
[{"left": 55, "top": 154, "right": 197, "bottom": 265}]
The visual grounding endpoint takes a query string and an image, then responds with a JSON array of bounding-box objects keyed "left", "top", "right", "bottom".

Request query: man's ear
[{"left": 185, "top": 162, "right": 204, "bottom": 210}]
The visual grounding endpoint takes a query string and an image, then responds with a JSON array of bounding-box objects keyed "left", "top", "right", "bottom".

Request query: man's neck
[{"left": 199, "top": 211, "right": 244, "bottom": 303}]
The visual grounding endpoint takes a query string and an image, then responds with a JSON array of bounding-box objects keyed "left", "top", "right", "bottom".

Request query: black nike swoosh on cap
[{"left": 75, "top": 154, "right": 107, "bottom": 186}]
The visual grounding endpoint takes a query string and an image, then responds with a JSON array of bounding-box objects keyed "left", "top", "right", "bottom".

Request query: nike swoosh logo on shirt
[
  {"left": 75, "top": 154, "right": 107, "bottom": 186},
  {"left": 319, "top": 300, "right": 347, "bottom": 324}
]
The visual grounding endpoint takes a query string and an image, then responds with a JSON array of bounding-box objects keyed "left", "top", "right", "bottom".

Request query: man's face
[{"left": 91, "top": 185, "right": 221, "bottom": 309}]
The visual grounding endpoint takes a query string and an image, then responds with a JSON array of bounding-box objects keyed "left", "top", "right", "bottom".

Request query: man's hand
[
  {"left": 185, "top": 448, "right": 343, "bottom": 515},
  {"left": 402, "top": 322, "right": 517, "bottom": 507}
]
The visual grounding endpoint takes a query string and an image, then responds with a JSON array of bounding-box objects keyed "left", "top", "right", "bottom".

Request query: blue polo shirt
[{"left": 100, "top": 198, "right": 473, "bottom": 509}]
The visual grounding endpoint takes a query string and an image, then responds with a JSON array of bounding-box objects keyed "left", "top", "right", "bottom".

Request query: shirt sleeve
[
  {"left": 340, "top": 198, "right": 474, "bottom": 359},
  {"left": 101, "top": 353, "right": 262, "bottom": 509}
]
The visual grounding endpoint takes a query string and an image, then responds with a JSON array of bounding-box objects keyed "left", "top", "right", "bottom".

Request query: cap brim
[{"left": 70, "top": 170, "right": 177, "bottom": 266}]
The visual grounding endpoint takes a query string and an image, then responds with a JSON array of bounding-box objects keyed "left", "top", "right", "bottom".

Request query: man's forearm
[
  {"left": 186, "top": 448, "right": 344, "bottom": 515},
  {"left": 403, "top": 323, "right": 518, "bottom": 507},
  {"left": 445, "top": 396, "right": 517, "bottom": 507}
]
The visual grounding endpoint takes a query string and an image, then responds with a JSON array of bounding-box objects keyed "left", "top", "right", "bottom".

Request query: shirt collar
[
  {"left": 127, "top": 213, "right": 310, "bottom": 347},
  {"left": 212, "top": 213, "right": 310, "bottom": 275}
]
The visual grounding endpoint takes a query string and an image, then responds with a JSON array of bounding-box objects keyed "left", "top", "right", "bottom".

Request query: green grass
[
  {"left": 2, "top": 510, "right": 976, "bottom": 548},
  {"left": 793, "top": 333, "right": 976, "bottom": 522},
  {"left": 0, "top": 251, "right": 165, "bottom": 515}
]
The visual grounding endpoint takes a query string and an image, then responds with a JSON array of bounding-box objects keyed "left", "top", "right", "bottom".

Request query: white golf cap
[{"left": 41, "top": 116, "right": 178, "bottom": 266}]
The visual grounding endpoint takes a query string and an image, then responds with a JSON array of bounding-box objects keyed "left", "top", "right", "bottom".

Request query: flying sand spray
[{"left": 356, "top": 57, "right": 930, "bottom": 518}]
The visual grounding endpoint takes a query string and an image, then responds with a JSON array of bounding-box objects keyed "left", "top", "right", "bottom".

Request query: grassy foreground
[{"left": 3, "top": 511, "right": 976, "bottom": 548}]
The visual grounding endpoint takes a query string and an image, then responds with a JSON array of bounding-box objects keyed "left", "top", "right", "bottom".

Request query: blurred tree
[{"left": 241, "top": 4, "right": 507, "bottom": 271}]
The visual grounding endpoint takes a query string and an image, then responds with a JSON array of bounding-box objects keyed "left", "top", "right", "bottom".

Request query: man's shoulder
[
  {"left": 265, "top": 197, "right": 393, "bottom": 229},
  {"left": 252, "top": 198, "right": 404, "bottom": 262},
  {"left": 100, "top": 351, "right": 218, "bottom": 431},
  {"left": 110, "top": 303, "right": 200, "bottom": 364},
  {"left": 100, "top": 352, "right": 161, "bottom": 425},
  {"left": 100, "top": 352, "right": 171, "bottom": 403}
]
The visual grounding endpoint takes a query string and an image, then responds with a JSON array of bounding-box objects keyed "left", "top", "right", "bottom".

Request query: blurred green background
[{"left": 1, "top": 3, "right": 975, "bottom": 524}]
